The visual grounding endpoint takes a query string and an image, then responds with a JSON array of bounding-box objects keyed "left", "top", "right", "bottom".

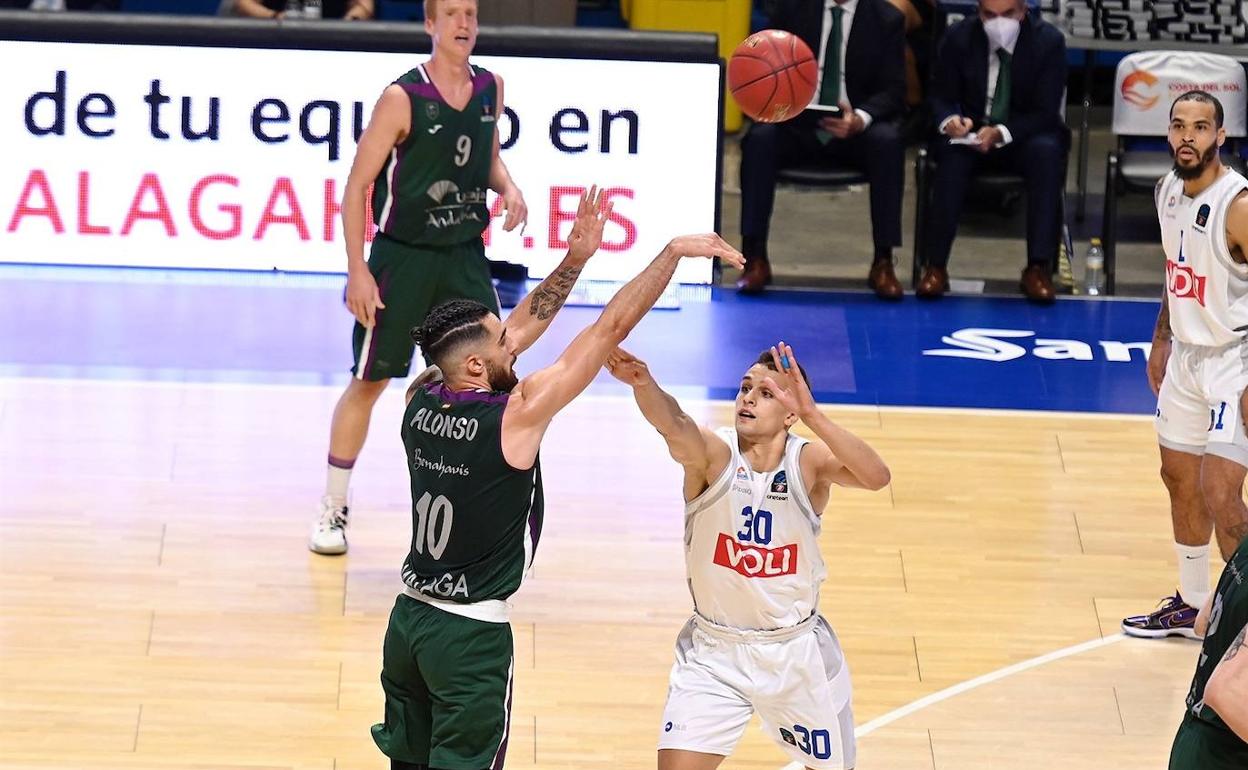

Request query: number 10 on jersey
[{"left": 413, "top": 492, "right": 453, "bottom": 559}]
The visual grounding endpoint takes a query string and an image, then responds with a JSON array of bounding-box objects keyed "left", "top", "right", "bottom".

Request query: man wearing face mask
[{"left": 917, "top": 0, "right": 1068, "bottom": 302}]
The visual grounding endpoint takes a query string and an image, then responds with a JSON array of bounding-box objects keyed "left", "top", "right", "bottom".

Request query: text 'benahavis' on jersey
[
  {"left": 373, "top": 64, "right": 497, "bottom": 248},
  {"left": 399, "top": 382, "right": 543, "bottom": 623},
  {"left": 684, "top": 427, "right": 827, "bottom": 631},
  {"left": 1157, "top": 167, "right": 1248, "bottom": 347}
]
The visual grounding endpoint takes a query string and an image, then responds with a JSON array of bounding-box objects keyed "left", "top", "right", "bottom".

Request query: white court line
[{"left": 780, "top": 633, "right": 1127, "bottom": 770}]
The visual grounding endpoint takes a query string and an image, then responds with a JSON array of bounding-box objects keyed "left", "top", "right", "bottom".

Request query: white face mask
[{"left": 983, "top": 16, "right": 1021, "bottom": 51}]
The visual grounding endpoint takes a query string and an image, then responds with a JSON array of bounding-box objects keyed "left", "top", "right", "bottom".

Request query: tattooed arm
[
  {"left": 1148, "top": 284, "right": 1172, "bottom": 396},
  {"left": 1204, "top": 621, "right": 1248, "bottom": 740},
  {"left": 503, "top": 187, "right": 613, "bottom": 355}
]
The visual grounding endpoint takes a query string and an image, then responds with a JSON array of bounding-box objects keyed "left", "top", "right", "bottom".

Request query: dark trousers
[
  {"left": 924, "top": 131, "right": 1065, "bottom": 269},
  {"left": 739, "top": 118, "right": 905, "bottom": 258}
]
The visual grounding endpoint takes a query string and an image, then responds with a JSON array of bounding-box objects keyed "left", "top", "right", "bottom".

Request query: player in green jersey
[
  {"left": 313, "top": 0, "right": 531, "bottom": 555},
  {"left": 1168, "top": 534, "right": 1248, "bottom": 769},
  {"left": 371, "top": 204, "right": 743, "bottom": 769}
]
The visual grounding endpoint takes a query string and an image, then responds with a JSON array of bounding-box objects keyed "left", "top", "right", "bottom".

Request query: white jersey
[
  {"left": 1157, "top": 168, "right": 1248, "bottom": 347},
  {"left": 683, "top": 427, "right": 826, "bottom": 631}
]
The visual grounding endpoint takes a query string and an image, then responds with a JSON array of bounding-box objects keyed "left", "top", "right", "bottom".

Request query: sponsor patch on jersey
[
  {"left": 425, "top": 102, "right": 440, "bottom": 121},
  {"left": 713, "top": 533, "right": 798, "bottom": 578},
  {"left": 1166, "top": 259, "right": 1207, "bottom": 307},
  {"left": 770, "top": 471, "right": 788, "bottom": 494},
  {"left": 1165, "top": 195, "right": 1178, "bottom": 218},
  {"left": 481, "top": 96, "right": 496, "bottom": 122},
  {"left": 735, "top": 465, "right": 749, "bottom": 481},
  {"left": 1195, "top": 203, "right": 1210, "bottom": 232}
]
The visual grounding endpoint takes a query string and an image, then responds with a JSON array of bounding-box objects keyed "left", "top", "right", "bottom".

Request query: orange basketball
[{"left": 727, "top": 29, "right": 818, "bottom": 124}]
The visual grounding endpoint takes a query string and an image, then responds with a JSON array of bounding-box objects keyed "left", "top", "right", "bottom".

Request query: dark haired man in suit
[
  {"left": 917, "top": 0, "right": 1068, "bottom": 303},
  {"left": 738, "top": 0, "right": 908, "bottom": 299}
]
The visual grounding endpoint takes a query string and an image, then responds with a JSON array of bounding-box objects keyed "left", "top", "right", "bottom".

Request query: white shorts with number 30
[
  {"left": 657, "top": 614, "right": 855, "bottom": 770},
  {"left": 1155, "top": 339, "right": 1248, "bottom": 467}
]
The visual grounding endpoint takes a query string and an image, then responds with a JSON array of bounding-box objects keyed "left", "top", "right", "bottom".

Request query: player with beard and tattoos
[
  {"left": 1123, "top": 91, "right": 1248, "bottom": 640},
  {"left": 369, "top": 217, "right": 742, "bottom": 770}
]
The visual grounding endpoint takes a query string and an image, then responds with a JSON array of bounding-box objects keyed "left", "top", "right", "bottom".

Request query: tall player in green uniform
[
  {"left": 312, "top": 0, "right": 532, "bottom": 554},
  {"left": 371, "top": 214, "right": 742, "bottom": 769},
  {"left": 1169, "top": 533, "right": 1248, "bottom": 769}
]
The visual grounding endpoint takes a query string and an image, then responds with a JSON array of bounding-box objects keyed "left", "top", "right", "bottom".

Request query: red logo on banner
[
  {"left": 712, "top": 533, "right": 798, "bottom": 578},
  {"left": 1122, "top": 68, "right": 1160, "bottom": 110}
]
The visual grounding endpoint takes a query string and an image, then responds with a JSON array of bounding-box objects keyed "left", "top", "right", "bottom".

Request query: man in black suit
[
  {"left": 738, "top": 0, "right": 908, "bottom": 299},
  {"left": 917, "top": 0, "right": 1068, "bottom": 302}
]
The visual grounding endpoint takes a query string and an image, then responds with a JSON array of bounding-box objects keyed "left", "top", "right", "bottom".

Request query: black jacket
[
  {"left": 931, "top": 12, "right": 1068, "bottom": 145},
  {"left": 769, "top": 0, "right": 907, "bottom": 124}
]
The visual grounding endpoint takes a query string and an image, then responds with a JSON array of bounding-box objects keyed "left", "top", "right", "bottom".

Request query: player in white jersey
[
  {"left": 1123, "top": 91, "right": 1248, "bottom": 640},
  {"left": 606, "top": 343, "right": 890, "bottom": 770}
]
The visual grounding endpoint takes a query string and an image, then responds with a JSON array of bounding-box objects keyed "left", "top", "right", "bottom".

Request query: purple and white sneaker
[{"left": 1121, "top": 593, "right": 1200, "bottom": 639}]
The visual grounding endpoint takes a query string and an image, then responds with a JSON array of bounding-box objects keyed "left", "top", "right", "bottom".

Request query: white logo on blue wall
[{"left": 923, "top": 328, "right": 1152, "bottom": 363}]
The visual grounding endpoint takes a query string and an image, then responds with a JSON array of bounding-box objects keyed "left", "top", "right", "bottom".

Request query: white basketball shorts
[
  {"left": 1155, "top": 339, "right": 1248, "bottom": 467},
  {"left": 657, "top": 614, "right": 855, "bottom": 770}
]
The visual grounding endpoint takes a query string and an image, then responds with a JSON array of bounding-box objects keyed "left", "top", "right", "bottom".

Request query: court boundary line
[
  {"left": 779, "top": 633, "right": 1127, "bottom": 770},
  {"left": 0, "top": 376, "right": 1155, "bottom": 422}
]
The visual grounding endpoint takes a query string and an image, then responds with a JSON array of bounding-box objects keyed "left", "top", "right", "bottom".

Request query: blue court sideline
[{"left": 0, "top": 267, "right": 1159, "bottom": 415}]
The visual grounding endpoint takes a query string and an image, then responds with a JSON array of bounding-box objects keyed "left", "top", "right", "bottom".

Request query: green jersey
[
  {"left": 1186, "top": 536, "right": 1248, "bottom": 735},
  {"left": 399, "top": 383, "right": 543, "bottom": 605},
  {"left": 372, "top": 63, "right": 497, "bottom": 247}
]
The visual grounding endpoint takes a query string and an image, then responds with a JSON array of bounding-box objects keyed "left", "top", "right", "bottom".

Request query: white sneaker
[{"left": 309, "top": 496, "right": 349, "bottom": 555}]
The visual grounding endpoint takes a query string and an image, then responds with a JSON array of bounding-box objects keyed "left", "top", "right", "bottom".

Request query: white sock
[
  {"left": 325, "top": 462, "right": 353, "bottom": 507},
  {"left": 1175, "top": 542, "right": 1211, "bottom": 610}
]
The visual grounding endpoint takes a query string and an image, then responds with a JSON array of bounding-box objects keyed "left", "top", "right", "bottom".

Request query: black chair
[{"left": 911, "top": 144, "right": 1070, "bottom": 289}]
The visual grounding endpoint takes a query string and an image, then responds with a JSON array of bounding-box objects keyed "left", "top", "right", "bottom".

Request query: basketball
[{"left": 727, "top": 29, "right": 818, "bottom": 124}]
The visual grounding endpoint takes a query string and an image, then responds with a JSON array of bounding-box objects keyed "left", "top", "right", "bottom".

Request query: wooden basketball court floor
[{"left": 0, "top": 375, "right": 1212, "bottom": 770}]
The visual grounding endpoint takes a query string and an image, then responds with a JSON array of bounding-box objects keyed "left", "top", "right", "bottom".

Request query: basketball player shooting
[
  {"left": 606, "top": 343, "right": 889, "bottom": 770},
  {"left": 1123, "top": 91, "right": 1248, "bottom": 640}
]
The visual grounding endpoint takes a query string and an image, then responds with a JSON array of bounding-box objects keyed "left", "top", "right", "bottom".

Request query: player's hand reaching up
[
  {"left": 666, "top": 234, "right": 745, "bottom": 270},
  {"left": 763, "top": 342, "right": 817, "bottom": 419},
  {"left": 567, "top": 186, "right": 614, "bottom": 263},
  {"left": 500, "top": 183, "right": 528, "bottom": 233},
  {"left": 345, "top": 267, "right": 385, "bottom": 328},
  {"left": 605, "top": 347, "right": 654, "bottom": 387}
]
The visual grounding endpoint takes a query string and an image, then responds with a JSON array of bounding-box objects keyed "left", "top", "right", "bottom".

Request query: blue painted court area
[{"left": 0, "top": 267, "right": 1160, "bottom": 415}]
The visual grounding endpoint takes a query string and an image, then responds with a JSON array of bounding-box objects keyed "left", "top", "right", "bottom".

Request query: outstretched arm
[
  {"left": 503, "top": 187, "right": 611, "bottom": 355},
  {"left": 763, "top": 343, "right": 890, "bottom": 491},
  {"left": 501, "top": 235, "right": 743, "bottom": 468},
  {"left": 1205, "top": 621, "right": 1248, "bottom": 741},
  {"left": 606, "top": 348, "right": 730, "bottom": 499}
]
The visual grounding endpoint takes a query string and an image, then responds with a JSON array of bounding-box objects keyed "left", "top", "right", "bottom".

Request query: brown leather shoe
[
  {"left": 868, "top": 260, "right": 904, "bottom": 300},
  {"left": 736, "top": 259, "right": 772, "bottom": 294},
  {"left": 1020, "top": 264, "right": 1056, "bottom": 303},
  {"left": 916, "top": 266, "right": 949, "bottom": 298}
]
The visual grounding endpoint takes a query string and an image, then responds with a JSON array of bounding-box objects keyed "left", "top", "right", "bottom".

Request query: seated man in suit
[
  {"left": 917, "top": 0, "right": 1067, "bottom": 303},
  {"left": 738, "top": 0, "right": 908, "bottom": 299}
]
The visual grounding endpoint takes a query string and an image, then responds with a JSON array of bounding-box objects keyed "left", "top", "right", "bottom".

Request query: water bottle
[
  {"left": 284, "top": 0, "right": 302, "bottom": 16},
  {"left": 1084, "top": 238, "right": 1105, "bottom": 296},
  {"left": 303, "top": 0, "right": 322, "bottom": 18}
]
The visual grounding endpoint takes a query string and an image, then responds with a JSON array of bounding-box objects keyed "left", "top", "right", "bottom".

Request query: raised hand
[
  {"left": 605, "top": 347, "right": 654, "bottom": 387},
  {"left": 761, "top": 342, "right": 817, "bottom": 419},
  {"left": 566, "top": 185, "right": 614, "bottom": 263},
  {"left": 667, "top": 234, "right": 745, "bottom": 270}
]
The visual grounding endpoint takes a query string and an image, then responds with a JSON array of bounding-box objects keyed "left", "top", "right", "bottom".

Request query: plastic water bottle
[
  {"left": 284, "top": 0, "right": 302, "bottom": 16},
  {"left": 1084, "top": 238, "right": 1105, "bottom": 296},
  {"left": 303, "top": 0, "right": 322, "bottom": 18}
]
